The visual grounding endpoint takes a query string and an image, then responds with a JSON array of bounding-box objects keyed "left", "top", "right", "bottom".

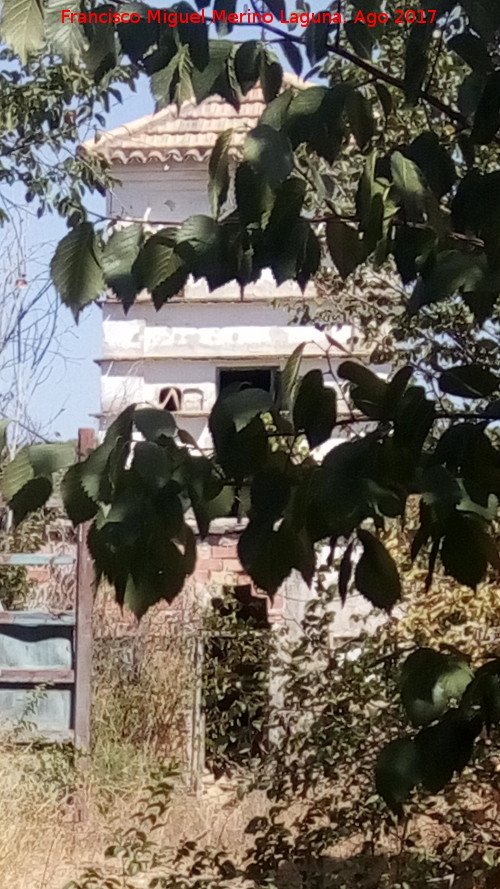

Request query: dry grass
[
  {"left": 0, "top": 626, "right": 198, "bottom": 889},
  {"left": 0, "top": 742, "right": 266, "bottom": 889},
  {"left": 89, "top": 632, "right": 191, "bottom": 813}
]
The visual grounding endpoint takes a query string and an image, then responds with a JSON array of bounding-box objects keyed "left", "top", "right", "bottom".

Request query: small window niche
[
  {"left": 159, "top": 386, "right": 182, "bottom": 412},
  {"left": 182, "top": 388, "right": 204, "bottom": 413}
]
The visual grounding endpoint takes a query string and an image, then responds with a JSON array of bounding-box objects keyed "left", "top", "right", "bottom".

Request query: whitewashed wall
[
  {"left": 100, "top": 159, "right": 364, "bottom": 448},
  {"left": 107, "top": 160, "right": 210, "bottom": 221}
]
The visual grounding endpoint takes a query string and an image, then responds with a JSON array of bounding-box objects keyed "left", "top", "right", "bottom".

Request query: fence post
[
  {"left": 189, "top": 634, "right": 205, "bottom": 792},
  {"left": 74, "top": 428, "right": 95, "bottom": 752}
]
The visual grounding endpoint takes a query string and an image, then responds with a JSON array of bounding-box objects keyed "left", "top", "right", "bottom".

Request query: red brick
[
  {"left": 213, "top": 543, "right": 238, "bottom": 558},
  {"left": 193, "top": 570, "right": 210, "bottom": 583},
  {"left": 221, "top": 558, "right": 244, "bottom": 572},
  {"left": 210, "top": 571, "right": 239, "bottom": 586},
  {"left": 218, "top": 536, "right": 238, "bottom": 548},
  {"left": 203, "top": 559, "right": 224, "bottom": 571},
  {"left": 197, "top": 543, "right": 212, "bottom": 561},
  {"left": 235, "top": 573, "right": 252, "bottom": 586}
]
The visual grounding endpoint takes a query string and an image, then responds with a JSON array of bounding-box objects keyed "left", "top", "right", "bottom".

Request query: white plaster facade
[{"left": 90, "top": 84, "right": 368, "bottom": 448}]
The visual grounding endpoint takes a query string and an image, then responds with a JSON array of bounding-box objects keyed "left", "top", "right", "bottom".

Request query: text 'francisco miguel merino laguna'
[{"left": 60, "top": 8, "right": 348, "bottom": 25}]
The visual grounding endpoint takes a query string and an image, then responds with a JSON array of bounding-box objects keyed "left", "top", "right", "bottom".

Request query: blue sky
[{"left": 26, "top": 79, "right": 155, "bottom": 441}]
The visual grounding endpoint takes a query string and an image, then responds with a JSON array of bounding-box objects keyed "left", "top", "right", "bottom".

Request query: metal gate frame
[{"left": 0, "top": 428, "right": 95, "bottom": 749}]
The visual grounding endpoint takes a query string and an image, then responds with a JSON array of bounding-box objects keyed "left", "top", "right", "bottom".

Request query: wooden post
[
  {"left": 74, "top": 428, "right": 95, "bottom": 752},
  {"left": 189, "top": 634, "right": 205, "bottom": 792}
]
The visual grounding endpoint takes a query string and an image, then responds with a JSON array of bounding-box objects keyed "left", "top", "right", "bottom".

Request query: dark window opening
[
  {"left": 212, "top": 584, "right": 270, "bottom": 630},
  {"left": 204, "top": 586, "right": 271, "bottom": 776},
  {"left": 218, "top": 367, "right": 280, "bottom": 399},
  {"left": 159, "top": 386, "right": 181, "bottom": 412}
]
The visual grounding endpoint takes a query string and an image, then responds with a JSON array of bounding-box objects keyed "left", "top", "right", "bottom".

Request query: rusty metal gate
[{"left": 0, "top": 429, "right": 94, "bottom": 749}]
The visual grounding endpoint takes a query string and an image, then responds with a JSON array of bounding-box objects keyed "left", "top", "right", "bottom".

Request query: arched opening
[{"left": 159, "top": 386, "right": 182, "bottom": 412}]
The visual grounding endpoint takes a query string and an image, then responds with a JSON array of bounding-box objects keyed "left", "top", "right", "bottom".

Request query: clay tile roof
[{"left": 81, "top": 72, "right": 308, "bottom": 165}]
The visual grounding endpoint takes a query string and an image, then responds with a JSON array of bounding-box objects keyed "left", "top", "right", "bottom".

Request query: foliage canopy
[{"left": 1, "top": 0, "right": 500, "bottom": 810}]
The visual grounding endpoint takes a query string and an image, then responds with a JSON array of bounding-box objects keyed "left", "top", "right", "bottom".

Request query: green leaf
[
  {"left": 131, "top": 228, "right": 187, "bottom": 307},
  {"left": 259, "top": 48, "right": 282, "bottom": 103},
  {"left": 406, "top": 131, "right": 457, "bottom": 199},
  {"left": 338, "top": 360, "right": 388, "bottom": 420},
  {"left": 400, "top": 648, "right": 473, "bottom": 727},
  {"left": 346, "top": 89, "right": 375, "bottom": 150},
  {"left": 338, "top": 540, "right": 354, "bottom": 605},
  {"left": 391, "top": 151, "right": 427, "bottom": 222},
  {"left": 116, "top": 1, "right": 159, "bottom": 63},
  {"left": 83, "top": 8, "right": 117, "bottom": 80},
  {"left": 238, "top": 519, "right": 314, "bottom": 596},
  {"left": 375, "top": 739, "right": 421, "bottom": 817},
  {"left": 306, "top": 433, "right": 399, "bottom": 542},
  {"left": 0, "top": 449, "right": 33, "bottom": 503},
  {"left": 418, "top": 466, "right": 462, "bottom": 524},
  {"left": 98, "top": 486, "right": 148, "bottom": 549},
  {"left": 271, "top": 219, "right": 320, "bottom": 291},
  {"left": 176, "top": 215, "right": 233, "bottom": 290},
  {"left": 234, "top": 40, "right": 262, "bottom": 94},
  {"left": 61, "top": 462, "right": 100, "bottom": 525},
  {"left": 150, "top": 47, "right": 188, "bottom": 107},
  {"left": 208, "top": 130, "right": 232, "bottom": 218},
  {"left": 471, "top": 71, "right": 500, "bottom": 144},
  {"left": 441, "top": 512, "right": 498, "bottom": 589},
  {"left": 191, "top": 39, "right": 232, "bottom": 102},
  {"left": 9, "top": 477, "right": 53, "bottom": 525},
  {"left": 415, "top": 714, "right": 482, "bottom": 794},
  {"left": 304, "top": 14, "right": 330, "bottom": 65},
  {"left": 447, "top": 32, "right": 492, "bottom": 73},
  {"left": 409, "top": 251, "right": 489, "bottom": 313},
  {"left": 355, "top": 528, "right": 401, "bottom": 612},
  {"left": 344, "top": 20, "right": 373, "bottom": 60},
  {"left": 280, "top": 37, "right": 302, "bottom": 76},
  {"left": 124, "top": 537, "right": 189, "bottom": 618},
  {"left": 326, "top": 220, "right": 361, "bottom": 280},
  {"left": 260, "top": 89, "right": 293, "bottom": 131},
  {"left": 293, "top": 370, "right": 337, "bottom": 449},
  {"left": 250, "top": 468, "right": 291, "bottom": 521},
  {"left": 132, "top": 441, "right": 171, "bottom": 490},
  {"left": 464, "top": 660, "right": 500, "bottom": 732},
  {"left": 210, "top": 386, "right": 273, "bottom": 444},
  {"left": 134, "top": 408, "right": 176, "bottom": 442},
  {"left": 262, "top": 0, "right": 284, "bottom": 16},
  {"left": 45, "top": 0, "right": 88, "bottom": 63},
  {"left": 438, "top": 365, "right": 499, "bottom": 399},
  {"left": 277, "top": 343, "right": 305, "bottom": 412},
  {"left": 212, "top": 0, "right": 236, "bottom": 34},
  {"left": 375, "top": 83, "right": 393, "bottom": 118},
  {"left": 1, "top": 442, "right": 75, "bottom": 503},
  {"left": 62, "top": 407, "right": 135, "bottom": 520},
  {"left": 175, "top": 0, "right": 208, "bottom": 70},
  {"left": 26, "top": 442, "right": 76, "bottom": 477},
  {"left": 235, "top": 161, "right": 275, "bottom": 229},
  {"left": 0, "top": 420, "right": 9, "bottom": 455},
  {"left": 393, "top": 226, "right": 436, "bottom": 284},
  {"left": 209, "top": 387, "right": 273, "bottom": 478},
  {"left": 50, "top": 223, "right": 105, "bottom": 320},
  {"left": 0, "top": 0, "right": 45, "bottom": 63},
  {"left": 102, "top": 224, "right": 144, "bottom": 311},
  {"left": 243, "top": 125, "right": 293, "bottom": 189},
  {"left": 403, "top": 21, "right": 432, "bottom": 105},
  {"left": 457, "top": 70, "right": 487, "bottom": 118},
  {"left": 286, "top": 84, "right": 349, "bottom": 164}
]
